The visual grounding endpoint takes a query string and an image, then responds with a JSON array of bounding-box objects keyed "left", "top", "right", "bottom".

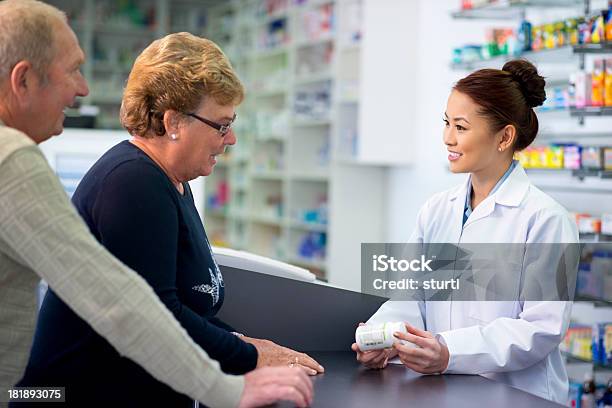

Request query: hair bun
[{"left": 502, "top": 59, "right": 546, "bottom": 108}]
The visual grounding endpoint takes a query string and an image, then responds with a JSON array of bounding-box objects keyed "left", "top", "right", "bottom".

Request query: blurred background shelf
[
  {"left": 574, "top": 294, "right": 612, "bottom": 307},
  {"left": 451, "top": 0, "right": 583, "bottom": 20},
  {"left": 562, "top": 352, "right": 612, "bottom": 370}
]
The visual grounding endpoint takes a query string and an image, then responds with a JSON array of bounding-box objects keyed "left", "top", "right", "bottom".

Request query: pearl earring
[
  {"left": 498, "top": 147, "right": 503, "bottom": 152},
  {"left": 170, "top": 133, "right": 178, "bottom": 140}
]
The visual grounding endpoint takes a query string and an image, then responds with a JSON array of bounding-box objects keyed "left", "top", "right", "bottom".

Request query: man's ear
[{"left": 10, "top": 60, "right": 36, "bottom": 107}]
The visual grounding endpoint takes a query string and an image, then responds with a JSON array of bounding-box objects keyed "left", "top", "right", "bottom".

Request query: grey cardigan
[{"left": 0, "top": 123, "right": 243, "bottom": 407}]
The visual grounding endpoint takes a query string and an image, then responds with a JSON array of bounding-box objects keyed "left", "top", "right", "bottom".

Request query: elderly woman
[{"left": 19, "top": 32, "right": 322, "bottom": 407}]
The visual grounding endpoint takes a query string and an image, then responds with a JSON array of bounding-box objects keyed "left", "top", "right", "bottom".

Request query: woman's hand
[
  {"left": 243, "top": 337, "right": 324, "bottom": 376},
  {"left": 351, "top": 322, "right": 397, "bottom": 369},
  {"left": 392, "top": 323, "right": 449, "bottom": 374}
]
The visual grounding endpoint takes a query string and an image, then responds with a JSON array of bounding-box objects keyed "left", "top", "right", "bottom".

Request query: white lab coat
[{"left": 368, "top": 163, "right": 578, "bottom": 405}]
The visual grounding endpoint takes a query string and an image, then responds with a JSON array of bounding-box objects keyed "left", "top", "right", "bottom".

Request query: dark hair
[{"left": 453, "top": 59, "right": 546, "bottom": 151}]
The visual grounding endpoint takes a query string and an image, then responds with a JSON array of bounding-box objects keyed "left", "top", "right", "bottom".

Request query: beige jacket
[{"left": 0, "top": 122, "right": 243, "bottom": 407}]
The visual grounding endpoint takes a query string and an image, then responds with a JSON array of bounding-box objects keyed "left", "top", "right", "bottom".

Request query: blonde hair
[
  {"left": 120, "top": 32, "right": 245, "bottom": 137},
  {"left": 0, "top": 0, "right": 67, "bottom": 83}
]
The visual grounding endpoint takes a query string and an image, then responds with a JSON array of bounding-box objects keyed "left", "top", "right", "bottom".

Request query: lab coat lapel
[
  {"left": 493, "top": 164, "right": 530, "bottom": 208},
  {"left": 463, "top": 164, "right": 529, "bottom": 229},
  {"left": 448, "top": 179, "right": 469, "bottom": 244}
]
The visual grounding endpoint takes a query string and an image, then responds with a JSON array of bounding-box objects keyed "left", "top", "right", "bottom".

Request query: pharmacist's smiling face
[{"left": 443, "top": 90, "right": 500, "bottom": 174}]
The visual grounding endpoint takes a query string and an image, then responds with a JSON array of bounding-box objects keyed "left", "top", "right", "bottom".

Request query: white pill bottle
[{"left": 355, "top": 322, "right": 408, "bottom": 351}]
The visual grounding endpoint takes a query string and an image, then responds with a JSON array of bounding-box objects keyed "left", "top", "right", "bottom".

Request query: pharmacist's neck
[{"left": 470, "top": 159, "right": 512, "bottom": 207}]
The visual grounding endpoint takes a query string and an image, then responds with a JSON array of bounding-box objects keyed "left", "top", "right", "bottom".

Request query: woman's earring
[
  {"left": 498, "top": 147, "right": 503, "bottom": 152},
  {"left": 170, "top": 133, "right": 178, "bottom": 141}
]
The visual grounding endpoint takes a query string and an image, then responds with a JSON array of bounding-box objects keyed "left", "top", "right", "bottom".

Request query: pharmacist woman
[{"left": 352, "top": 59, "right": 578, "bottom": 405}]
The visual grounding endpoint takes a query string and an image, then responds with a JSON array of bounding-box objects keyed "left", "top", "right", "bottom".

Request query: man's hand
[{"left": 238, "top": 366, "right": 313, "bottom": 408}]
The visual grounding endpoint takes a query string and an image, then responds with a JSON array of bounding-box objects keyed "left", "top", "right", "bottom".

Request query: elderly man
[{"left": 0, "top": 1, "right": 312, "bottom": 407}]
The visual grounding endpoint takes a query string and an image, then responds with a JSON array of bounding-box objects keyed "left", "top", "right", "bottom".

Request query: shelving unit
[
  {"left": 201, "top": 0, "right": 340, "bottom": 279},
  {"left": 202, "top": 0, "right": 413, "bottom": 285},
  {"left": 451, "top": 0, "right": 583, "bottom": 20},
  {"left": 48, "top": 0, "right": 213, "bottom": 129},
  {"left": 562, "top": 352, "right": 612, "bottom": 370}
]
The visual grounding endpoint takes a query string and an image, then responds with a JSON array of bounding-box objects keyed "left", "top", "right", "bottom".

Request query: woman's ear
[
  {"left": 162, "top": 110, "right": 181, "bottom": 137},
  {"left": 499, "top": 124, "right": 517, "bottom": 152}
]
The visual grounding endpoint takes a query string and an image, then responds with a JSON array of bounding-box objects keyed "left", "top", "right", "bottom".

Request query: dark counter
[
  {"left": 279, "top": 351, "right": 564, "bottom": 408},
  {"left": 216, "top": 268, "right": 564, "bottom": 408}
]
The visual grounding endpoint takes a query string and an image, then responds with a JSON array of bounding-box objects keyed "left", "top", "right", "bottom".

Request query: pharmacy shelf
[
  {"left": 289, "top": 220, "right": 328, "bottom": 232},
  {"left": 251, "top": 88, "right": 289, "bottom": 98},
  {"left": 295, "top": 71, "right": 333, "bottom": 86},
  {"left": 579, "top": 233, "right": 612, "bottom": 243},
  {"left": 526, "top": 169, "right": 612, "bottom": 193},
  {"left": 295, "top": 0, "right": 335, "bottom": 10},
  {"left": 204, "top": 0, "right": 392, "bottom": 284},
  {"left": 570, "top": 106, "right": 612, "bottom": 118},
  {"left": 256, "top": 10, "right": 290, "bottom": 26},
  {"left": 562, "top": 352, "right": 612, "bottom": 370},
  {"left": 290, "top": 172, "right": 329, "bottom": 182},
  {"left": 573, "top": 43, "right": 612, "bottom": 54},
  {"left": 93, "top": 25, "right": 156, "bottom": 37},
  {"left": 249, "top": 214, "right": 284, "bottom": 227},
  {"left": 295, "top": 34, "right": 335, "bottom": 49},
  {"left": 451, "top": 0, "right": 582, "bottom": 20},
  {"left": 339, "top": 42, "right": 361, "bottom": 53},
  {"left": 574, "top": 294, "right": 612, "bottom": 308},
  {"left": 206, "top": 208, "right": 229, "bottom": 218},
  {"left": 292, "top": 118, "right": 332, "bottom": 127},
  {"left": 451, "top": 46, "right": 575, "bottom": 71},
  {"left": 249, "top": 45, "right": 290, "bottom": 60},
  {"left": 250, "top": 170, "right": 285, "bottom": 180},
  {"left": 537, "top": 131, "right": 612, "bottom": 141}
]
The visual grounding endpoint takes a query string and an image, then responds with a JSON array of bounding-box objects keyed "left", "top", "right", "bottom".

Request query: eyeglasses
[{"left": 186, "top": 112, "right": 236, "bottom": 136}]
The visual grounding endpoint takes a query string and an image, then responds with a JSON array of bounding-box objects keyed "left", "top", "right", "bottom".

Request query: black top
[{"left": 18, "top": 141, "right": 257, "bottom": 406}]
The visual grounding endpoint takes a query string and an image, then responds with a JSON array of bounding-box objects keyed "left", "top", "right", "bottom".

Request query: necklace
[{"left": 129, "top": 138, "right": 184, "bottom": 194}]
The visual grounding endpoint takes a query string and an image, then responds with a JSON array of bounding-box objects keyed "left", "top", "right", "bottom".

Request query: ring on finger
[{"left": 288, "top": 356, "right": 299, "bottom": 367}]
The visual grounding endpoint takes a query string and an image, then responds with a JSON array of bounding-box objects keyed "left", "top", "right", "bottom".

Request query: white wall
[{"left": 385, "top": 0, "right": 485, "bottom": 240}]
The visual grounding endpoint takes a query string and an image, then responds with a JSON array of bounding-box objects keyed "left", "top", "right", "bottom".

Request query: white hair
[{"left": 0, "top": 0, "right": 67, "bottom": 83}]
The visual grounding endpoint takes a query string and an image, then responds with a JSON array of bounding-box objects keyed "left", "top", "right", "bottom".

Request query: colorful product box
[
  {"left": 592, "top": 323, "right": 612, "bottom": 365},
  {"left": 575, "top": 71, "right": 592, "bottom": 108},
  {"left": 605, "top": 147, "right": 612, "bottom": 170},
  {"left": 592, "top": 59, "right": 605, "bottom": 107},
  {"left": 581, "top": 146, "right": 603, "bottom": 169},
  {"left": 606, "top": 59, "right": 612, "bottom": 107},
  {"left": 563, "top": 144, "right": 582, "bottom": 170},
  {"left": 591, "top": 12, "right": 606, "bottom": 43},
  {"left": 607, "top": 5, "right": 612, "bottom": 41}
]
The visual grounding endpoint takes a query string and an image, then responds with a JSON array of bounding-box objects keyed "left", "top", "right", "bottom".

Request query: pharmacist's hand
[
  {"left": 243, "top": 337, "right": 324, "bottom": 376},
  {"left": 238, "top": 366, "right": 313, "bottom": 408},
  {"left": 351, "top": 322, "right": 397, "bottom": 369},
  {"left": 392, "top": 323, "right": 449, "bottom": 374},
  {"left": 351, "top": 342, "right": 398, "bottom": 369}
]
